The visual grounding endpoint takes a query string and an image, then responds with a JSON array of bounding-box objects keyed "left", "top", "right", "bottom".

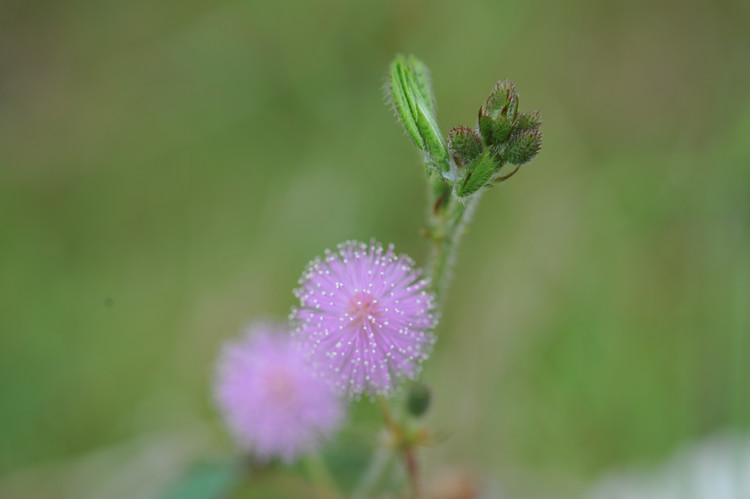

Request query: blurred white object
[{"left": 587, "top": 433, "right": 750, "bottom": 499}]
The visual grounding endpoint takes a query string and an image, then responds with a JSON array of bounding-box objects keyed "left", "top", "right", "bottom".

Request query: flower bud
[
  {"left": 406, "top": 382, "right": 431, "bottom": 418},
  {"left": 478, "top": 107, "right": 513, "bottom": 146},
  {"left": 514, "top": 110, "right": 542, "bottom": 132},
  {"left": 388, "top": 55, "right": 450, "bottom": 173},
  {"left": 485, "top": 79, "right": 518, "bottom": 118},
  {"left": 478, "top": 79, "right": 519, "bottom": 146},
  {"left": 389, "top": 56, "right": 424, "bottom": 149},
  {"left": 505, "top": 128, "right": 542, "bottom": 165},
  {"left": 448, "top": 126, "right": 483, "bottom": 167}
]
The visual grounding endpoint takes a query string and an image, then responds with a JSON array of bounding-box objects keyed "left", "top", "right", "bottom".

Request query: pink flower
[
  {"left": 292, "top": 240, "right": 437, "bottom": 398},
  {"left": 214, "top": 324, "right": 343, "bottom": 463}
]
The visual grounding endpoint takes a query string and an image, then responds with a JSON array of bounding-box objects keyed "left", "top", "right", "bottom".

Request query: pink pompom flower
[
  {"left": 292, "top": 240, "right": 437, "bottom": 398},
  {"left": 214, "top": 323, "right": 343, "bottom": 463}
]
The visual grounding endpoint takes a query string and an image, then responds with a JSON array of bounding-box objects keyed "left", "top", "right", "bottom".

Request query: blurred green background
[{"left": 1, "top": 0, "right": 749, "bottom": 497}]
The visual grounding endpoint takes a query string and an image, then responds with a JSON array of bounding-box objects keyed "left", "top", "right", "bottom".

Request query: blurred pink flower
[{"left": 214, "top": 324, "right": 343, "bottom": 463}]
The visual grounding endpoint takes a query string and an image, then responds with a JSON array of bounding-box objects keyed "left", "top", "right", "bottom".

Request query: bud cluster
[
  {"left": 388, "top": 56, "right": 542, "bottom": 200},
  {"left": 452, "top": 80, "right": 542, "bottom": 197}
]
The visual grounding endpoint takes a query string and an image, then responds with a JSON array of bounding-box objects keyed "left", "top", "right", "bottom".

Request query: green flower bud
[
  {"left": 514, "top": 110, "right": 542, "bottom": 132},
  {"left": 388, "top": 55, "right": 450, "bottom": 173},
  {"left": 405, "top": 55, "right": 435, "bottom": 115},
  {"left": 478, "top": 80, "right": 519, "bottom": 146},
  {"left": 478, "top": 106, "right": 514, "bottom": 145},
  {"left": 485, "top": 79, "right": 518, "bottom": 116},
  {"left": 389, "top": 55, "right": 424, "bottom": 149},
  {"left": 448, "top": 126, "right": 483, "bottom": 167},
  {"left": 455, "top": 149, "right": 498, "bottom": 197},
  {"left": 406, "top": 383, "right": 431, "bottom": 418},
  {"left": 505, "top": 128, "right": 542, "bottom": 165}
]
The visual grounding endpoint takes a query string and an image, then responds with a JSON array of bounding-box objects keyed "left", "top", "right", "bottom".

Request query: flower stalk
[
  {"left": 385, "top": 53, "right": 544, "bottom": 497},
  {"left": 427, "top": 194, "right": 478, "bottom": 304}
]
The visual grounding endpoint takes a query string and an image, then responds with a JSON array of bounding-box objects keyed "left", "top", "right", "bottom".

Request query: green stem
[
  {"left": 304, "top": 454, "right": 342, "bottom": 499},
  {"left": 428, "top": 194, "right": 479, "bottom": 304},
  {"left": 377, "top": 395, "right": 397, "bottom": 431}
]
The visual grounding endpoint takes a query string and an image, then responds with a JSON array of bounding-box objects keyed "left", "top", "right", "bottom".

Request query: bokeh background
[{"left": 2, "top": 0, "right": 749, "bottom": 497}]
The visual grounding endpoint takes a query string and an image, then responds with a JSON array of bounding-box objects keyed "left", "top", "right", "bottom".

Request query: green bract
[{"left": 456, "top": 150, "right": 498, "bottom": 197}]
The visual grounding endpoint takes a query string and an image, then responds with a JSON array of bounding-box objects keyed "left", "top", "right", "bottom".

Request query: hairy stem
[{"left": 428, "top": 193, "right": 479, "bottom": 303}]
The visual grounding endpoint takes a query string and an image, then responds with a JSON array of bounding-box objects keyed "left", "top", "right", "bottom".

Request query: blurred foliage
[{"left": 1, "top": 0, "right": 749, "bottom": 497}]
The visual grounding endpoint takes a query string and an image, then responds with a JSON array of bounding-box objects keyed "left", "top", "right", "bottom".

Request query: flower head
[
  {"left": 214, "top": 323, "right": 343, "bottom": 463},
  {"left": 292, "top": 240, "right": 437, "bottom": 398}
]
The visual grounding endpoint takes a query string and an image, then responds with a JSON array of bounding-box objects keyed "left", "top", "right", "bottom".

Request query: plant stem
[
  {"left": 378, "top": 396, "right": 421, "bottom": 498},
  {"left": 404, "top": 447, "right": 420, "bottom": 499},
  {"left": 428, "top": 194, "right": 479, "bottom": 303},
  {"left": 351, "top": 446, "right": 397, "bottom": 499}
]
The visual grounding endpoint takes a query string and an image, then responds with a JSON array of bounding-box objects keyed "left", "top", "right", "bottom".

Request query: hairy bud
[
  {"left": 505, "top": 128, "right": 542, "bottom": 165},
  {"left": 448, "top": 126, "right": 483, "bottom": 166},
  {"left": 478, "top": 79, "right": 519, "bottom": 146},
  {"left": 388, "top": 55, "right": 450, "bottom": 173},
  {"left": 514, "top": 110, "right": 542, "bottom": 132}
]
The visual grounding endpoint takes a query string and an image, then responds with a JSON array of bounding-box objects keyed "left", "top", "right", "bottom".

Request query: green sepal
[{"left": 455, "top": 150, "right": 498, "bottom": 197}]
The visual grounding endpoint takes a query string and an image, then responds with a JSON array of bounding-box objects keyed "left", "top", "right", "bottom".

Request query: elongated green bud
[
  {"left": 388, "top": 55, "right": 450, "bottom": 173},
  {"left": 406, "top": 55, "right": 435, "bottom": 115},
  {"left": 455, "top": 150, "right": 498, "bottom": 197},
  {"left": 389, "top": 56, "right": 424, "bottom": 149}
]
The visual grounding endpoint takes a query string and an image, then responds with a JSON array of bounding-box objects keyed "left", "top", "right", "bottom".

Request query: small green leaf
[{"left": 456, "top": 150, "right": 498, "bottom": 197}]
